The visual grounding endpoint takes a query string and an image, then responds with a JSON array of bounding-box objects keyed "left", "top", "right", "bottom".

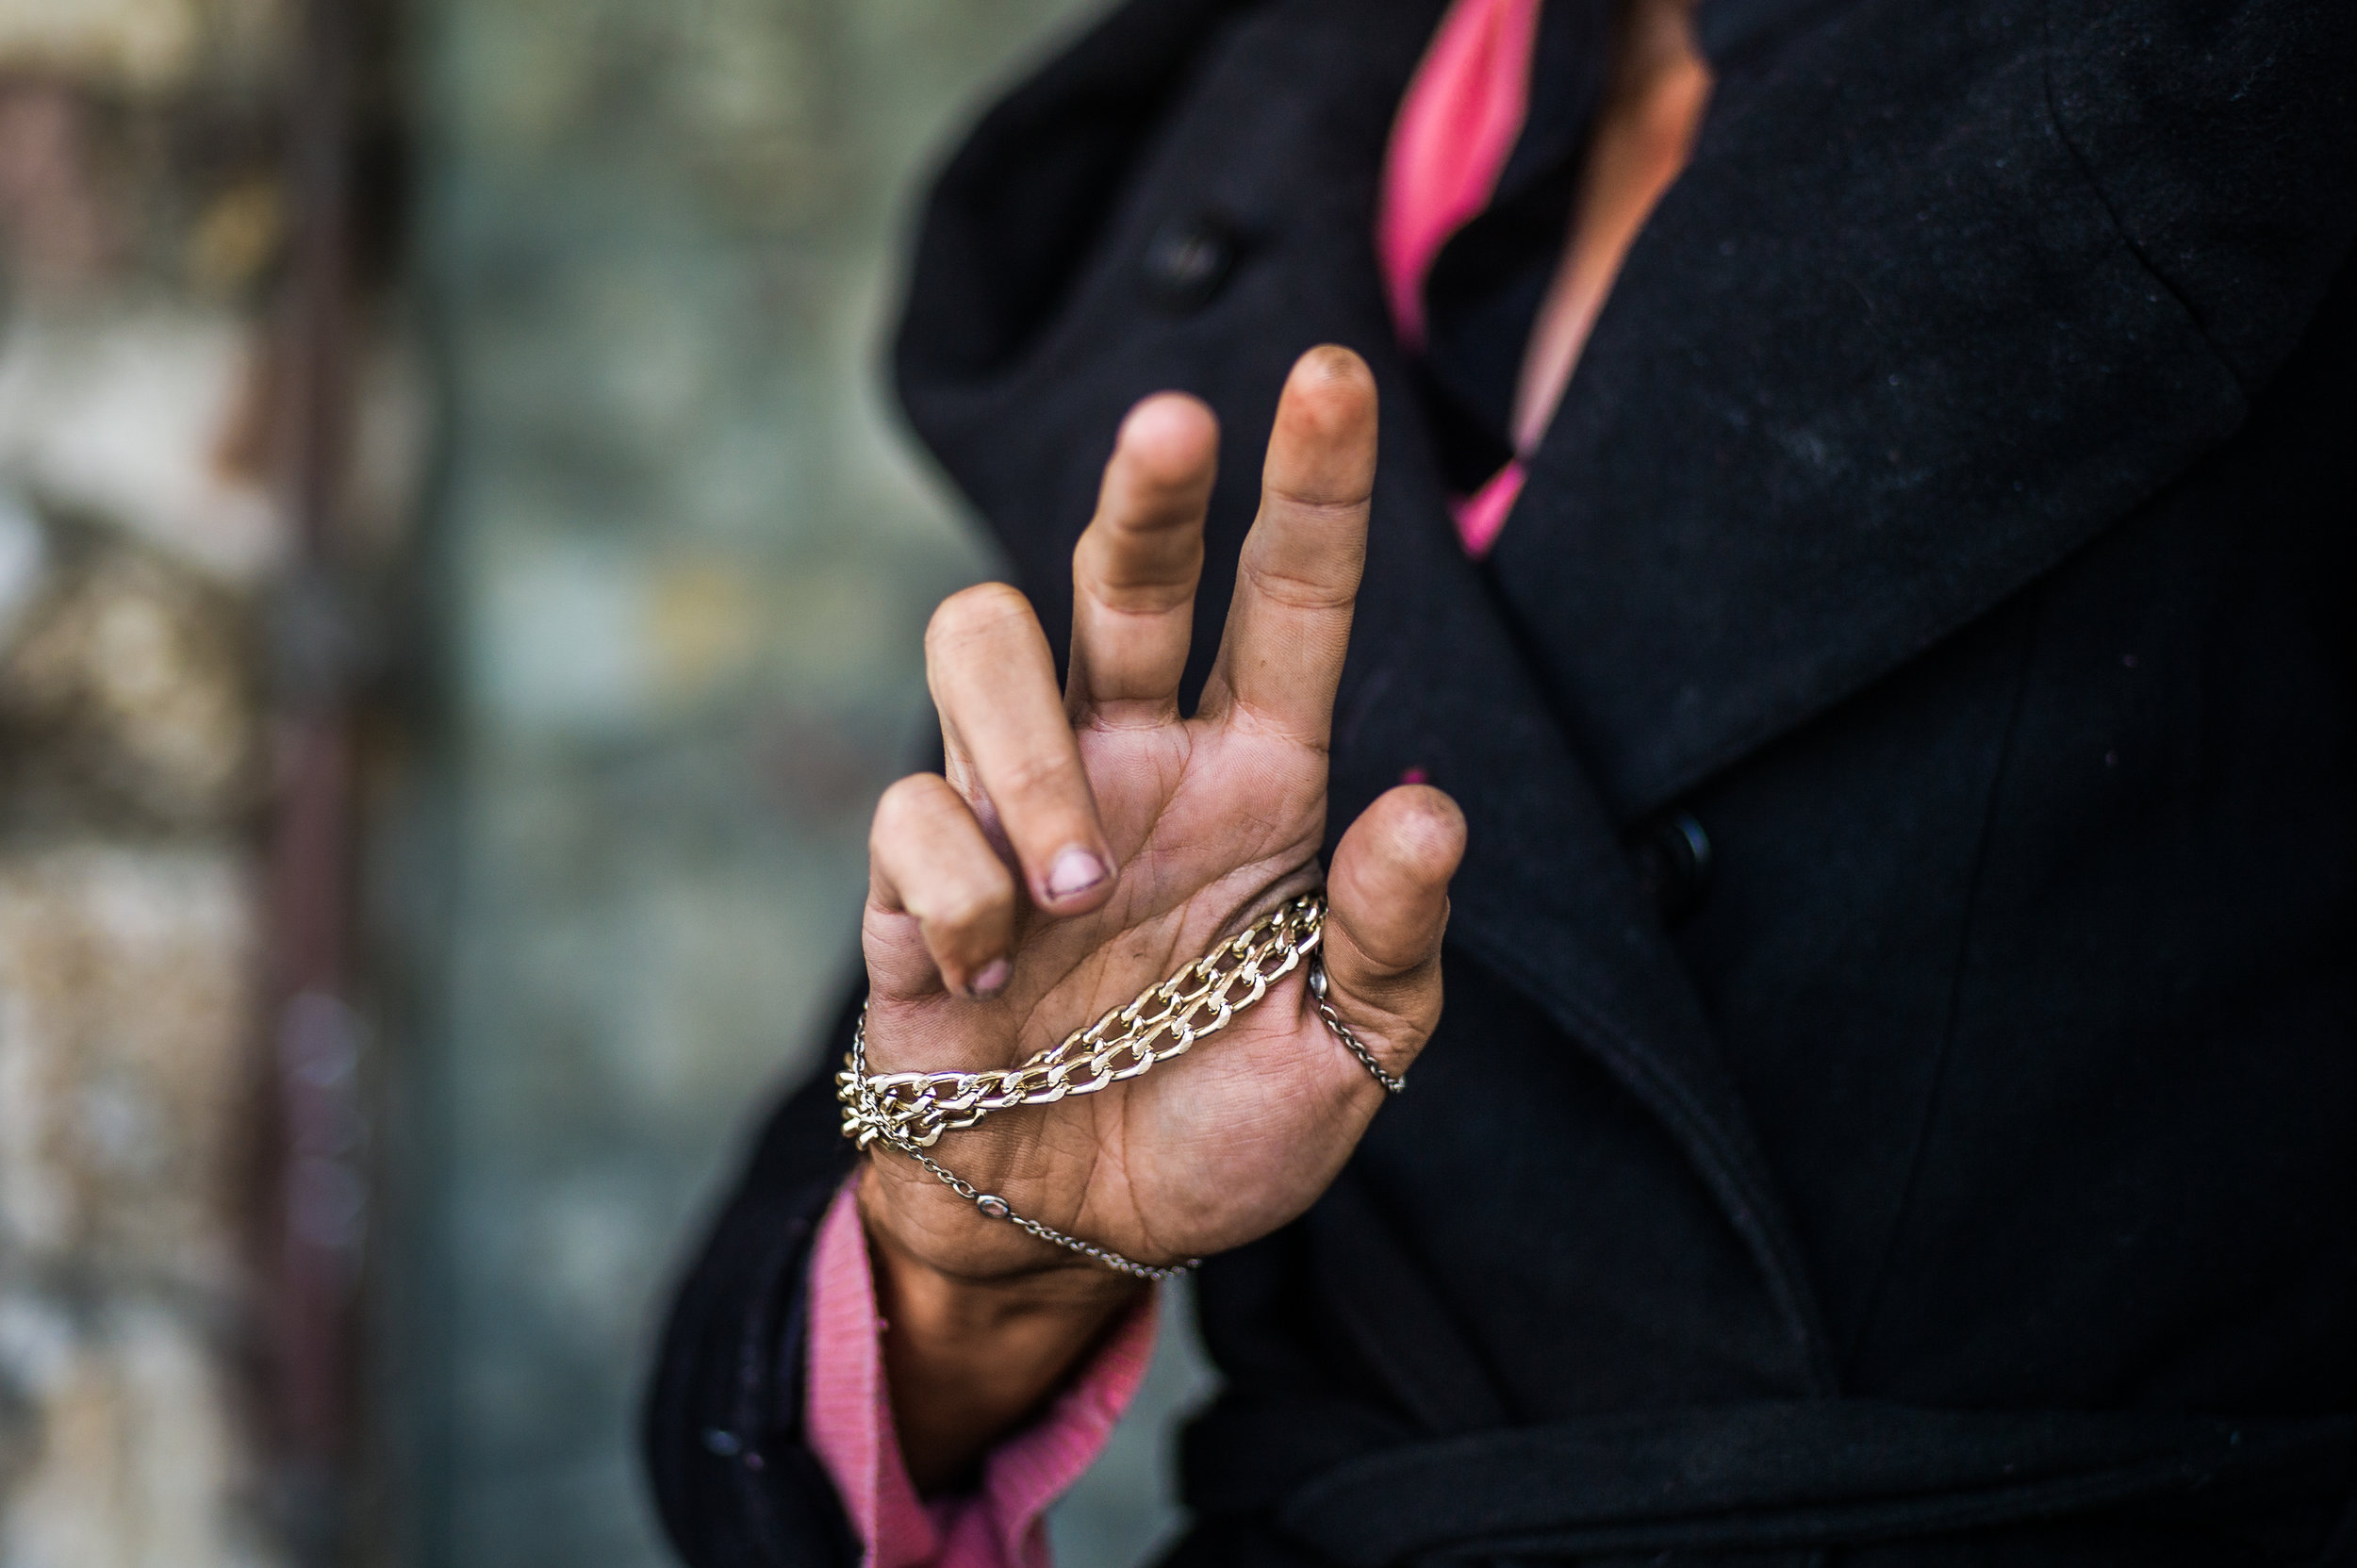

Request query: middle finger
[{"left": 1195, "top": 345, "right": 1376, "bottom": 745}]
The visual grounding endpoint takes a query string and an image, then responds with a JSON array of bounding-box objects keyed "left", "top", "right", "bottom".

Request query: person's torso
[{"left": 894, "top": 0, "right": 2357, "bottom": 1559}]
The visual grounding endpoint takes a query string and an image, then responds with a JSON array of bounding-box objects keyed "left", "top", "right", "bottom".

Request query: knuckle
[
  {"left": 1076, "top": 532, "right": 1198, "bottom": 610},
  {"left": 992, "top": 745, "right": 1084, "bottom": 804},
  {"left": 1260, "top": 486, "right": 1369, "bottom": 524},
  {"left": 872, "top": 773, "right": 946, "bottom": 839},
  {"left": 926, "top": 876, "right": 1012, "bottom": 937},
  {"left": 1346, "top": 923, "right": 1438, "bottom": 981},
  {"left": 927, "top": 582, "right": 1034, "bottom": 652},
  {"left": 1239, "top": 552, "right": 1359, "bottom": 613}
]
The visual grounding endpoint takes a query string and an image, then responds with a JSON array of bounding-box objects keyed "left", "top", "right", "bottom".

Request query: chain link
[
  {"left": 894, "top": 1132, "right": 1201, "bottom": 1281},
  {"left": 838, "top": 887, "right": 1404, "bottom": 1278},
  {"left": 1309, "top": 960, "right": 1406, "bottom": 1095},
  {"left": 838, "top": 892, "right": 1327, "bottom": 1149}
]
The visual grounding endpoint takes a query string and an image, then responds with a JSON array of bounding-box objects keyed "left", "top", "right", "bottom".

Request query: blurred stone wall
[
  {"left": 0, "top": 2, "right": 288, "bottom": 1564},
  {"left": 397, "top": 1, "right": 1238, "bottom": 1565},
  {"left": 0, "top": 0, "right": 1231, "bottom": 1561}
]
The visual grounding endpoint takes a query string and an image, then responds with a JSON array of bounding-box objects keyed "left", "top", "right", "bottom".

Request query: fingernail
[
  {"left": 1046, "top": 847, "right": 1108, "bottom": 900},
  {"left": 970, "top": 959, "right": 1012, "bottom": 999}
]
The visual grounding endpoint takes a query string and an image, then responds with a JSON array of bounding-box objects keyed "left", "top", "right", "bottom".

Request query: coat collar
[
  {"left": 1227, "top": 0, "right": 1839, "bottom": 1385},
  {"left": 1490, "top": 0, "right": 2245, "bottom": 818},
  {"left": 1327, "top": 393, "right": 1838, "bottom": 1384},
  {"left": 1200, "top": 0, "right": 2233, "bottom": 1381}
]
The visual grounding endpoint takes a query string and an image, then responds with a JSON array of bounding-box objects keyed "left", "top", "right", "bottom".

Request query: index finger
[{"left": 1195, "top": 345, "right": 1376, "bottom": 743}]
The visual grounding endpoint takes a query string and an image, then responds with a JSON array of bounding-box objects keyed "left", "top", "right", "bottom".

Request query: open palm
[{"left": 859, "top": 347, "right": 1464, "bottom": 1279}]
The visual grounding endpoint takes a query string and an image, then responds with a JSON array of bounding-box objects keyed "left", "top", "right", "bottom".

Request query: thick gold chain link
[
  {"left": 836, "top": 887, "right": 1401, "bottom": 1277},
  {"left": 837, "top": 891, "right": 1327, "bottom": 1150}
]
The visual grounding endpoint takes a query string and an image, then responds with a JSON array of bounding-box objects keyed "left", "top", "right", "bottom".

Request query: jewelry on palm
[{"left": 836, "top": 890, "right": 1399, "bottom": 1278}]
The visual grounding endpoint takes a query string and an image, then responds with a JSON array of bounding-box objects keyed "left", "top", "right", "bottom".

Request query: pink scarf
[{"left": 1377, "top": 0, "right": 1545, "bottom": 557}]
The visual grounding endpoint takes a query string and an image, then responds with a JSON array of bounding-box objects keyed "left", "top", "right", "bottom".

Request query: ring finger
[
  {"left": 866, "top": 773, "right": 1018, "bottom": 1000},
  {"left": 928, "top": 582, "right": 1116, "bottom": 915}
]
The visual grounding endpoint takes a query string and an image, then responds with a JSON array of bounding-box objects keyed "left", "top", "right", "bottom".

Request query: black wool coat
[{"left": 645, "top": 0, "right": 2357, "bottom": 1562}]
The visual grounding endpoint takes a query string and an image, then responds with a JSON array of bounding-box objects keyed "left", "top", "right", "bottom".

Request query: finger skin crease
[
  {"left": 1256, "top": 486, "right": 1372, "bottom": 518},
  {"left": 1236, "top": 556, "right": 1360, "bottom": 611},
  {"left": 1334, "top": 933, "right": 1443, "bottom": 987},
  {"left": 1077, "top": 709, "right": 1180, "bottom": 734},
  {"left": 1090, "top": 504, "right": 1206, "bottom": 539},
  {"left": 1076, "top": 586, "right": 1195, "bottom": 615},
  {"left": 986, "top": 750, "right": 1089, "bottom": 799},
  {"left": 1216, "top": 695, "right": 1337, "bottom": 751}
]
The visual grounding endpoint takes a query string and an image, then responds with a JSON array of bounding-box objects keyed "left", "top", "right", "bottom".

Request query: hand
[{"left": 856, "top": 346, "right": 1465, "bottom": 1484}]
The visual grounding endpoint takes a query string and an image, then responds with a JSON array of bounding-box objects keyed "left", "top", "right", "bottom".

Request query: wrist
[
  {"left": 855, "top": 1154, "right": 1143, "bottom": 1303},
  {"left": 863, "top": 1180, "right": 1145, "bottom": 1324},
  {"left": 856, "top": 1163, "right": 1144, "bottom": 1491}
]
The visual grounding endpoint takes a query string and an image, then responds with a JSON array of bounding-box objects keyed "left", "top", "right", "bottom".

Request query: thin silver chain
[
  {"left": 1309, "top": 960, "right": 1406, "bottom": 1095},
  {"left": 847, "top": 1005, "right": 1202, "bottom": 1279},
  {"left": 841, "top": 894, "right": 1403, "bottom": 1278},
  {"left": 898, "top": 1133, "right": 1199, "bottom": 1281}
]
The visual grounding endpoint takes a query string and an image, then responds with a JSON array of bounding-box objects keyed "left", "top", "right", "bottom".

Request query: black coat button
[
  {"left": 1140, "top": 210, "right": 1241, "bottom": 313},
  {"left": 1628, "top": 807, "right": 1712, "bottom": 925}
]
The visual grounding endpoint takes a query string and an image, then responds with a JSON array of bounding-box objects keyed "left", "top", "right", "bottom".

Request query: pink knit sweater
[{"left": 803, "top": 1182, "right": 1162, "bottom": 1568}]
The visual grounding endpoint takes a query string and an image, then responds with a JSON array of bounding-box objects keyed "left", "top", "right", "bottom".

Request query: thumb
[{"left": 1321, "top": 784, "right": 1466, "bottom": 1076}]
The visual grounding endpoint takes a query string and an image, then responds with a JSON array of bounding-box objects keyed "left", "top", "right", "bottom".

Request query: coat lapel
[
  {"left": 1224, "top": 0, "right": 1838, "bottom": 1378},
  {"left": 1491, "top": 0, "right": 2246, "bottom": 818},
  {"left": 1329, "top": 380, "right": 1836, "bottom": 1384}
]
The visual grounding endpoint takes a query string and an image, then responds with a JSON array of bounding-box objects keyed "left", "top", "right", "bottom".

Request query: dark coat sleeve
[{"left": 641, "top": 984, "right": 863, "bottom": 1568}]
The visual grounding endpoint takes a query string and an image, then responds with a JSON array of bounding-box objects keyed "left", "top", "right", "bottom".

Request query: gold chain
[
  {"left": 835, "top": 888, "right": 1402, "bottom": 1277},
  {"left": 838, "top": 891, "right": 1327, "bottom": 1150}
]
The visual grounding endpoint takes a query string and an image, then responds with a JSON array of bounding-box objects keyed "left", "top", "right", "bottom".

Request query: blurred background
[{"left": 0, "top": 0, "right": 1218, "bottom": 1564}]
